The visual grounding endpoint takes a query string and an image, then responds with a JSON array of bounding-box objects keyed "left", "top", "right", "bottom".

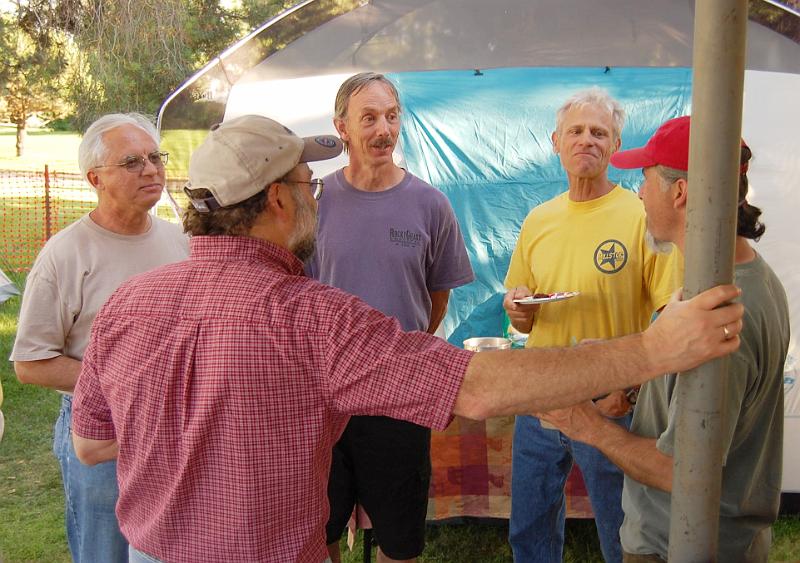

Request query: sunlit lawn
[
  {"left": 0, "top": 125, "right": 206, "bottom": 180},
  {"left": 1, "top": 288, "right": 799, "bottom": 561}
]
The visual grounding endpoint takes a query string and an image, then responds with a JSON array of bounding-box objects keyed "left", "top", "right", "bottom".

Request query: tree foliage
[
  {"left": 0, "top": 10, "right": 69, "bottom": 155},
  {"left": 1, "top": 0, "right": 797, "bottom": 139},
  {"left": 3, "top": 0, "right": 293, "bottom": 131}
]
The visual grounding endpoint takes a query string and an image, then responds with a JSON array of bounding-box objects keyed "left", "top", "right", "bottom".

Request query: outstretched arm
[{"left": 453, "top": 284, "right": 742, "bottom": 420}]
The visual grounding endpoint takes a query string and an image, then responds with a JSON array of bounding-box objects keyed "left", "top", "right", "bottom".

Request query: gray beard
[
  {"left": 288, "top": 190, "right": 317, "bottom": 263},
  {"left": 292, "top": 237, "right": 316, "bottom": 263},
  {"left": 645, "top": 229, "right": 674, "bottom": 254}
]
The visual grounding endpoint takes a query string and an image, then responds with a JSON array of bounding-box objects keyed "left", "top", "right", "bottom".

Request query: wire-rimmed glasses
[{"left": 92, "top": 151, "right": 169, "bottom": 174}]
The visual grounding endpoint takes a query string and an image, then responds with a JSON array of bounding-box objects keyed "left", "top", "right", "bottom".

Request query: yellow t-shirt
[{"left": 505, "top": 186, "right": 682, "bottom": 348}]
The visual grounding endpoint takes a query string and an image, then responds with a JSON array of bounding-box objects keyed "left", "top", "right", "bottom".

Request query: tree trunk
[{"left": 16, "top": 121, "right": 27, "bottom": 157}]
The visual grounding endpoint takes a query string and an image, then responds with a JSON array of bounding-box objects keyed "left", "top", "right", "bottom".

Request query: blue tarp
[{"left": 388, "top": 66, "right": 692, "bottom": 345}]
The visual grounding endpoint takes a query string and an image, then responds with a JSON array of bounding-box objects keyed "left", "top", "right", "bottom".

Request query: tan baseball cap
[{"left": 185, "top": 115, "right": 343, "bottom": 212}]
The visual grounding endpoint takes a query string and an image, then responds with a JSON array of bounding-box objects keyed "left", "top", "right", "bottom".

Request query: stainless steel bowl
[{"left": 463, "top": 337, "right": 512, "bottom": 352}]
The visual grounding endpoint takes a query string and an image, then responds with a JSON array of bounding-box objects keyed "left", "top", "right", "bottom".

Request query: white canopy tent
[{"left": 158, "top": 0, "right": 800, "bottom": 492}]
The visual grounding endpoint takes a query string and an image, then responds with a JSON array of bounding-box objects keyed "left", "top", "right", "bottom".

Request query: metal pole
[{"left": 668, "top": 0, "right": 747, "bottom": 560}]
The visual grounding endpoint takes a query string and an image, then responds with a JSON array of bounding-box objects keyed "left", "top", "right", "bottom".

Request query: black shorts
[{"left": 325, "top": 415, "right": 431, "bottom": 559}]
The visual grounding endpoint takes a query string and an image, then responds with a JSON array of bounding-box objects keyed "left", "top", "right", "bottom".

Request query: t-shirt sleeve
[
  {"left": 655, "top": 357, "right": 748, "bottom": 465},
  {"left": 71, "top": 334, "right": 116, "bottom": 440},
  {"left": 320, "top": 290, "right": 472, "bottom": 430},
  {"left": 10, "top": 257, "right": 71, "bottom": 361},
  {"left": 504, "top": 213, "right": 535, "bottom": 291},
  {"left": 426, "top": 197, "right": 474, "bottom": 291},
  {"left": 643, "top": 243, "right": 683, "bottom": 312}
]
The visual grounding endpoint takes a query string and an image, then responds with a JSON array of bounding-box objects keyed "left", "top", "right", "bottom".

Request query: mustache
[{"left": 371, "top": 137, "right": 394, "bottom": 149}]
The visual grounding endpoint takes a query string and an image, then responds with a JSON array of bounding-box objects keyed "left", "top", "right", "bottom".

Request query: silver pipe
[{"left": 667, "top": 0, "right": 748, "bottom": 560}]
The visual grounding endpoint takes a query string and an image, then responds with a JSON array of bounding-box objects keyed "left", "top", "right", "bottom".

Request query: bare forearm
[
  {"left": 72, "top": 434, "right": 118, "bottom": 465},
  {"left": 585, "top": 419, "right": 673, "bottom": 492},
  {"left": 455, "top": 284, "right": 743, "bottom": 420},
  {"left": 427, "top": 290, "right": 449, "bottom": 334},
  {"left": 509, "top": 316, "right": 534, "bottom": 334},
  {"left": 15, "top": 356, "right": 82, "bottom": 392},
  {"left": 455, "top": 333, "right": 654, "bottom": 418}
]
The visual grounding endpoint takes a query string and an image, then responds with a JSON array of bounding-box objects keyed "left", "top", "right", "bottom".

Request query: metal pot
[{"left": 463, "top": 337, "right": 512, "bottom": 352}]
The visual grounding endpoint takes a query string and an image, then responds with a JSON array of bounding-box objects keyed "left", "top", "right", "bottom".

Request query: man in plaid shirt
[{"left": 71, "top": 115, "right": 744, "bottom": 563}]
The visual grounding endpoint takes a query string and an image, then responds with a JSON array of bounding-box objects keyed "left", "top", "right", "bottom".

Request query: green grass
[
  {"left": 0, "top": 125, "right": 205, "bottom": 178},
  {"left": 1, "top": 281, "right": 799, "bottom": 561},
  {"left": 0, "top": 293, "right": 70, "bottom": 562},
  {"left": 0, "top": 127, "right": 82, "bottom": 173}
]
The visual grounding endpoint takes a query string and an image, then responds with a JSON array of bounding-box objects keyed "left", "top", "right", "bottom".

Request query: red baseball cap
[
  {"left": 611, "top": 115, "right": 748, "bottom": 173},
  {"left": 610, "top": 116, "right": 692, "bottom": 171}
]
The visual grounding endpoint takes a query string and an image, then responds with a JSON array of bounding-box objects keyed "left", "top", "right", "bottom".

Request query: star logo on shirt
[{"left": 594, "top": 239, "right": 628, "bottom": 274}]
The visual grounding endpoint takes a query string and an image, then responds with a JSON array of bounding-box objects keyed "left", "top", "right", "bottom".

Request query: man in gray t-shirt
[
  {"left": 308, "top": 72, "right": 474, "bottom": 563},
  {"left": 540, "top": 116, "right": 789, "bottom": 562},
  {"left": 11, "top": 113, "right": 189, "bottom": 563}
]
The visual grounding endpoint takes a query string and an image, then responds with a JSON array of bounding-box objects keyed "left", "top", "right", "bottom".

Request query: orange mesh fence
[{"left": 1, "top": 167, "right": 183, "bottom": 273}]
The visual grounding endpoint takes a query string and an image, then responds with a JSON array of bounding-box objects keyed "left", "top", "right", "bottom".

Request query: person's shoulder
[
  {"left": 404, "top": 173, "right": 451, "bottom": 204},
  {"left": 151, "top": 216, "right": 187, "bottom": 239},
  {"left": 526, "top": 191, "right": 568, "bottom": 218},
  {"left": 34, "top": 215, "right": 92, "bottom": 259},
  {"left": 322, "top": 168, "right": 346, "bottom": 190},
  {"left": 610, "top": 185, "right": 645, "bottom": 207}
]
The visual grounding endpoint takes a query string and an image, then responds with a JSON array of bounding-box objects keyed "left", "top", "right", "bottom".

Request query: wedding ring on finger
[{"left": 722, "top": 324, "right": 732, "bottom": 340}]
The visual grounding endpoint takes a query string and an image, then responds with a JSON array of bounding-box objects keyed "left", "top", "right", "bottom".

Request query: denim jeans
[
  {"left": 509, "top": 413, "right": 631, "bottom": 563},
  {"left": 54, "top": 395, "right": 128, "bottom": 562}
]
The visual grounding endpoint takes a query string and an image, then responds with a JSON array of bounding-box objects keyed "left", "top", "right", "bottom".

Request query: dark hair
[
  {"left": 737, "top": 144, "right": 765, "bottom": 241},
  {"left": 182, "top": 188, "right": 267, "bottom": 236}
]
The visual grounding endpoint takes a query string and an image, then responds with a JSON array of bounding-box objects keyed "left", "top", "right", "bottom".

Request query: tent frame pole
[{"left": 667, "top": 0, "right": 748, "bottom": 560}]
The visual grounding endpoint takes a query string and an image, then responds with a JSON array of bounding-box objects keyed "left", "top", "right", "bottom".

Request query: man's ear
[
  {"left": 267, "top": 182, "right": 285, "bottom": 211},
  {"left": 333, "top": 117, "right": 348, "bottom": 144},
  {"left": 673, "top": 178, "right": 689, "bottom": 210},
  {"left": 87, "top": 170, "right": 101, "bottom": 189},
  {"left": 551, "top": 131, "right": 559, "bottom": 154}
]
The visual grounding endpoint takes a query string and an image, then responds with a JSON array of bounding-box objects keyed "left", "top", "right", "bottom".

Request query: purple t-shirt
[{"left": 308, "top": 169, "right": 474, "bottom": 332}]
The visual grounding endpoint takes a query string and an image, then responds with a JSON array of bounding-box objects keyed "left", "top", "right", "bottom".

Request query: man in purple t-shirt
[{"left": 308, "top": 72, "right": 474, "bottom": 563}]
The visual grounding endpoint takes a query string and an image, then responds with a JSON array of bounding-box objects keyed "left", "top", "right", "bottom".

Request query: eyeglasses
[
  {"left": 288, "top": 178, "right": 324, "bottom": 200},
  {"left": 92, "top": 151, "right": 169, "bottom": 174}
]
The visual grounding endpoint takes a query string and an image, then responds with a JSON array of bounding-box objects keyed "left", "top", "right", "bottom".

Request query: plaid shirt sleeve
[
  {"left": 71, "top": 321, "right": 116, "bottom": 441},
  {"left": 320, "top": 289, "right": 471, "bottom": 430}
]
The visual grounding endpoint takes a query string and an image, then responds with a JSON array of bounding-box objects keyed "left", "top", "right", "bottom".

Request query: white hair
[
  {"left": 555, "top": 87, "right": 625, "bottom": 140},
  {"left": 78, "top": 113, "right": 160, "bottom": 183}
]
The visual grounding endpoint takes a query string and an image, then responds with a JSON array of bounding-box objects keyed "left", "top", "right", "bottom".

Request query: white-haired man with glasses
[{"left": 11, "top": 112, "right": 188, "bottom": 562}]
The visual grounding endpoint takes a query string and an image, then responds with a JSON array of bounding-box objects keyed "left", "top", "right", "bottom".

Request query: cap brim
[
  {"left": 610, "top": 147, "right": 656, "bottom": 170},
  {"left": 300, "top": 135, "right": 344, "bottom": 163}
]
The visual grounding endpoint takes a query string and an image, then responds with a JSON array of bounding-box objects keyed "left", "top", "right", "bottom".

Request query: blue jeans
[
  {"left": 54, "top": 395, "right": 128, "bottom": 562},
  {"left": 509, "top": 414, "right": 630, "bottom": 563}
]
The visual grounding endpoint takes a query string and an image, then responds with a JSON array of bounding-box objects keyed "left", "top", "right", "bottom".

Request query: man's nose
[
  {"left": 141, "top": 157, "right": 159, "bottom": 175},
  {"left": 376, "top": 116, "right": 390, "bottom": 135},
  {"left": 578, "top": 129, "right": 594, "bottom": 144}
]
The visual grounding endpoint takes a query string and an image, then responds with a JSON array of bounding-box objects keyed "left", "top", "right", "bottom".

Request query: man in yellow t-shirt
[{"left": 503, "top": 88, "right": 681, "bottom": 563}]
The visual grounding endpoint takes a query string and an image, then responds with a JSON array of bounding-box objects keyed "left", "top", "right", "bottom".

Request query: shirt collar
[{"left": 189, "top": 235, "right": 305, "bottom": 276}]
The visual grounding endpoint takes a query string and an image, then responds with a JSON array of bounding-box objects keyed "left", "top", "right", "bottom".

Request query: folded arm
[
  {"left": 15, "top": 356, "right": 82, "bottom": 393},
  {"left": 72, "top": 434, "right": 119, "bottom": 466}
]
